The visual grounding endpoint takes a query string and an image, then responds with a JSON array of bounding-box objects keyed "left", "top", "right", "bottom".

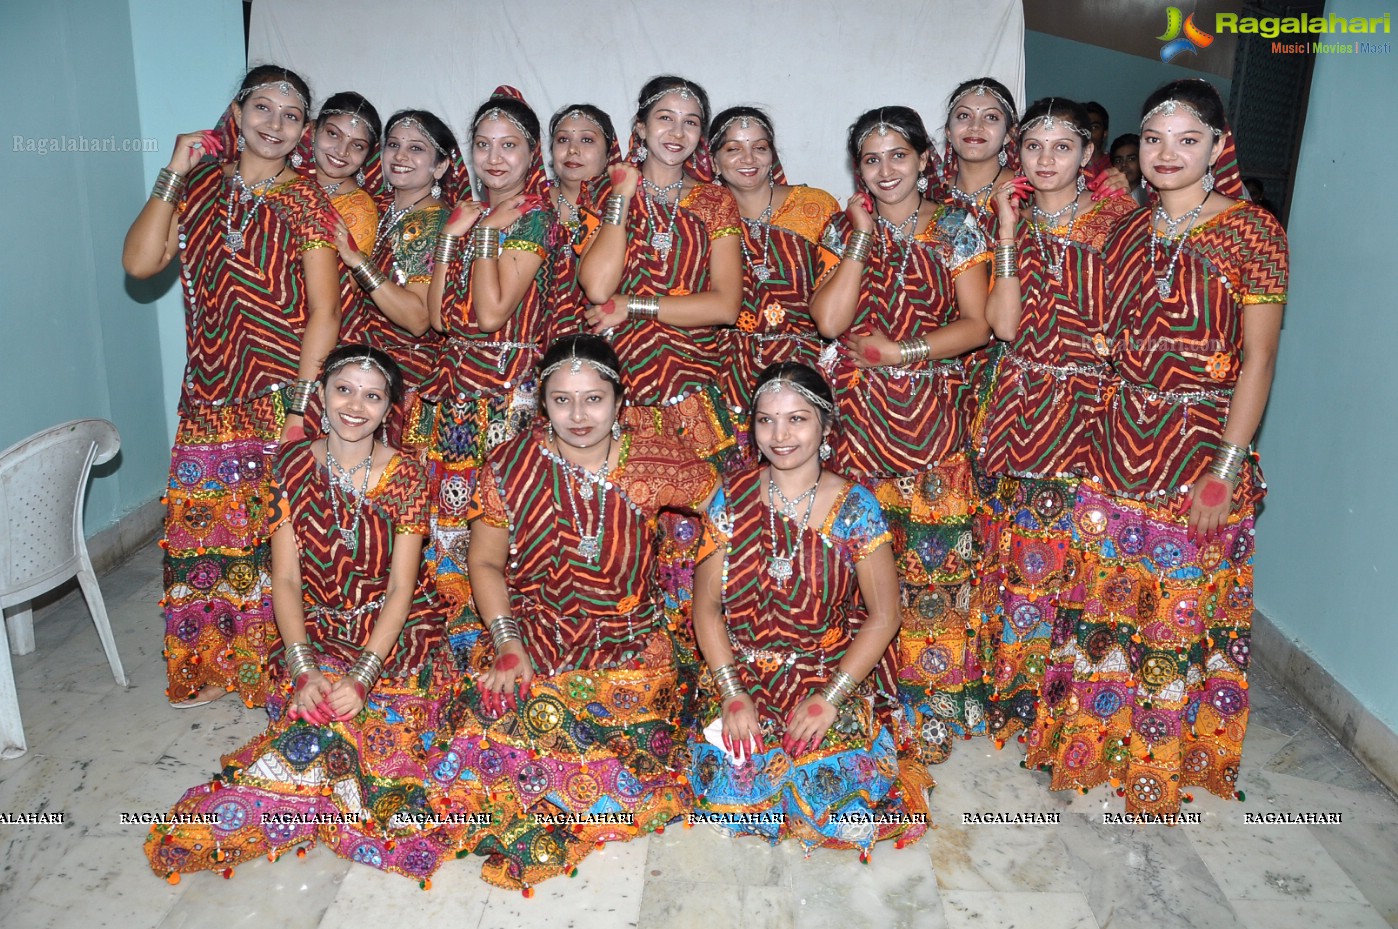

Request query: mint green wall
[
  {"left": 1254, "top": 0, "right": 1398, "bottom": 731},
  {"left": 0, "top": 0, "right": 242, "bottom": 537},
  {"left": 127, "top": 0, "right": 246, "bottom": 441},
  {"left": 0, "top": 1, "right": 168, "bottom": 535},
  {"left": 1024, "top": 30, "right": 1232, "bottom": 147}
]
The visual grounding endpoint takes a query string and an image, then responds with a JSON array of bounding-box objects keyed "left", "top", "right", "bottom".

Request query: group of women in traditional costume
[{"left": 122, "top": 63, "right": 1287, "bottom": 891}]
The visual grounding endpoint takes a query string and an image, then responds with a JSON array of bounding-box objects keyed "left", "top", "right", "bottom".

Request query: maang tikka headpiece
[
  {"left": 540, "top": 347, "right": 621, "bottom": 385},
  {"left": 238, "top": 80, "right": 309, "bottom": 114},
  {"left": 753, "top": 377, "right": 835, "bottom": 415},
  {"left": 1140, "top": 99, "right": 1222, "bottom": 137}
]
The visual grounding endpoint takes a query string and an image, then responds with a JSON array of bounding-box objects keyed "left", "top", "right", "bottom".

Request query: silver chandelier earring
[
  {"left": 1201, "top": 165, "right": 1216, "bottom": 193},
  {"left": 612, "top": 420, "right": 622, "bottom": 441},
  {"left": 1076, "top": 171, "right": 1087, "bottom": 194},
  {"left": 819, "top": 440, "right": 833, "bottom": 461},
  {"left": 768, "top": 167, "right": 776, "bottom": 189},
  {"left": 236, "top": 135, "right": 246, "bottom": 153},
  {"left": 916, "top": 175, "right": 929, "bottom": 193},
  {"left": 291, "top": 151, "right": 303, "bottom": 168},
  {"left": 355, "top": 169, "right": 366, "bottom": 186},
  {"left": 320, "top": 410, "right": 330, "bottom": 433},
  {"left": 636, "top": 141, "right": 649, "bottom": 162},
  {"left": 431, "top": 181, "right": 442, "bottom": 199},
  {"left": 997, "top": 146, "right": 1008, "bottom": 167}
]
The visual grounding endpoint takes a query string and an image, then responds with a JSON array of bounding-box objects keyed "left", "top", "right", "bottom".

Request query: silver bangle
[
  {"left": 627, "top": 294, "right": 660, "bottom": 320},
  {"left": 284, "top": 642, "right": 317, "bottom": 682},
  {"left": 489, "top": 614, "right": 522, "bottom": 650},
  {"left": 818, "top": 670, "right": 860, "bottom": 707},
  {"left": 602, "top": 194, "right": 626, "bottom": 226},
  {"left": 845, "top": 230, "right": 874, "bottom": 263},
  {"left": 1208, "top": 441, "right": 1248, "bottom": 483},
  {"left": 711, "top": 663, "right": 744, "bottom": 700}
]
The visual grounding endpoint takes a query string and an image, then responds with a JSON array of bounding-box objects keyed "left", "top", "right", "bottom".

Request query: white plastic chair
[{"left": 1, "top": 419, "right": 128, "bottom": 759}]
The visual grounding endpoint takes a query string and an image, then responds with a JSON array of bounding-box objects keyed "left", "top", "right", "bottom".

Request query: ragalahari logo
[{"left": 1159, "top": 7, "right": 1215, "bottom": 62}]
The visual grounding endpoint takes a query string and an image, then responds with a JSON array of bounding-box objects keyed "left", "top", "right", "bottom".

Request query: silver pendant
[
  {"left": 578, "top": 481, "right": 594, "bottom": 502},
  {"left": 767, "top": 556, "right": 793, "bottom": 585},
  {"left": 1156, "top": 277, "right": 1172, "bottom": 299},
  {"left": 338, "top": 527, "right": 356, "bottom": 547},
  {"left": 578, "top": 533, "right": 602, "bottom": 562},
  {"left": 239, "top": 189, "right": 252, "bottom": 204},
  {"left": 226, "top": 231, "right": 245, "bottom": 251},
  {"left": 1048, "top": 264, "right": 1063, "bottom": 281},
  {"left": 650, "top": 232, "right": 672, "bottom": 254},
  {"left": 751, "top": 263, "right": 771, "bottom": 282}
]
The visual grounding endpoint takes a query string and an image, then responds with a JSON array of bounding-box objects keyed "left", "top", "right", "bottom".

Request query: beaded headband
[
  {"left": 324, "top": 353, "right": 394, "bottom": 385},
  {"left": 1140, "top": 99, "right": 1223, "bottom": 137},
  {"left": 753, "top": 377, "right": 835, "bottom": 414},
  {"left": 1021, "top": 101, "right": 1090, "bottom": 141},
  {"left": 539, "top": 351, "right": 621, "bottom": 385},
  {"left": 319, "top": 108, "right": 378, "bottom": 140},
  {"left": 475, "top": 106, "right": 537, "bottom": 145},
  {"left": 713, "top": 113, "right": 773, "bottom": 145},
  {"left": 641, "top": 84, "right": 701, "bottom": 116},
  {"left": 390, "top": 117, "right": 448, "bottom": 156},
  {"left": 949, "top": 83, "right": 1015, "bottom": 122},
  {"left": 237, "top": 80, "right": 310, "bottom": 114}
]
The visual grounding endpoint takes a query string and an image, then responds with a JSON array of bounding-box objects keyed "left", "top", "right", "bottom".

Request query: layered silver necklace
[
  {"left": 766, "top": 471, "right": 819, "bottom": 586},
  {"left": 740, "top": 186, "right": 777, "bottom": 282},
  {"left": 555, "top": 190, "right": 581, "bottom": 226},
  {"left": 641, "top": 176, "right": 683, "bottom": 257},
  {"left": 225, "top": 170, "right": 280, "bottom": 252},
  {"left": 877, "top": 204, "right": 921, "bottom": 295},
  {"left": 325, "top": 447, "right": 374, "bottom": 547},
  {"left": 1149, "top": 195, "right": 1209, "bottom": 299},
  {"left": 376, "top": 190, "right": 430, "bottom": 249},
  {"left": 550, "top": 437, "right": 613, "bottom": 564},
  {"left": 1031, "top": 197, "right": 1081, "bottom": 282}
]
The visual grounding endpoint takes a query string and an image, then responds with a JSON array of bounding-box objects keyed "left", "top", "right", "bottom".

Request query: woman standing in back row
[
  {"left": 811, "top": 106, "right": 991, "bottom": 765},
  {"left": 123, "top": 65, "right": 340, "bottom": 708},
  {"left": 1025, "top": 79, "right": 1287, "bottom": 816}
]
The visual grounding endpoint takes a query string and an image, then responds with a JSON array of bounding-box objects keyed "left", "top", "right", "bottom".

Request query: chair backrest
[{"left": 0, "top": 419, "right": 120, "bottom": 606}]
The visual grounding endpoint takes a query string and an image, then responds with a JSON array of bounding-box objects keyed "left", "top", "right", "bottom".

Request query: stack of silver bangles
[
  {"left": 489, "top": 614, "right": 523, "bottom": 650},
  {"left": 712, "top": 663, "right": 744, "bottom": 700},
  {"left": 819, "top": 669, "right": 859, "bottom": 707}
]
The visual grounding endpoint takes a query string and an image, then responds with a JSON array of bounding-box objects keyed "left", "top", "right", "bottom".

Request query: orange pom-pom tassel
[{"left": 167, "top": 872, "right": 181, "bottom": 885}]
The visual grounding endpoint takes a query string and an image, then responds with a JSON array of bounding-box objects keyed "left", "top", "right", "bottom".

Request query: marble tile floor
[{"left": 3, "top": 541, "right": 1398, "bottom": 928}]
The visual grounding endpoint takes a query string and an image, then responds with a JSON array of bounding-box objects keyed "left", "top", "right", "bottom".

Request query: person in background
[
  {"left": 708, "top": 105, "right": 839, "bottom": 430},
  {"left": 1109, "top": 132, "right": 1149, "bottom": 207},
  {"left": 1082, "top": 101, "right": 1111, "bottom": 176}
]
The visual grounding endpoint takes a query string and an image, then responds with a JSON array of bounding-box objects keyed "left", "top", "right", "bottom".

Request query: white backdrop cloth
[{"left": 250, "top": 0, "right": 1024, "bottom": 199}]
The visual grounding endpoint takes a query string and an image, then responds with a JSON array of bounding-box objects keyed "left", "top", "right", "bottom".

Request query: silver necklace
[
  {"left": 325, "top": 448, "right": 374, "bottom": 547},
  {"left": 225, "top": 170, "right": 279, "bottom": 251},
  {"left": 766, "top": 471, "right": 818, "bottom": 586},
  {"left": 877, "top": 204, "right": 921, "bottom": 295},
  {"left": 376, "top": 190, "right": 430, "bottom": 248},
  {"left": 740, "top": 186, "right": 777, "bottom": 282},
  {"left": 322, "top": 181, "right": 344, "bottom": 197},
  {"left": 950, "top": 168, "right": 1001, "bottom": 216},
  {"left": 1149, "top": 195, "right": 1209, "bottom": 299},
  {"left": 553, "top": 436, "right": 613, "bottom": 563},
  {"left": 1031, "top": 197, "right": 1081, "bottom": 282},
  {"left": 641, "top": 176, "right": 683, "bottom": 257},
  {"left": 555, "top": 190, "right": 581, "bottom": 226}
]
